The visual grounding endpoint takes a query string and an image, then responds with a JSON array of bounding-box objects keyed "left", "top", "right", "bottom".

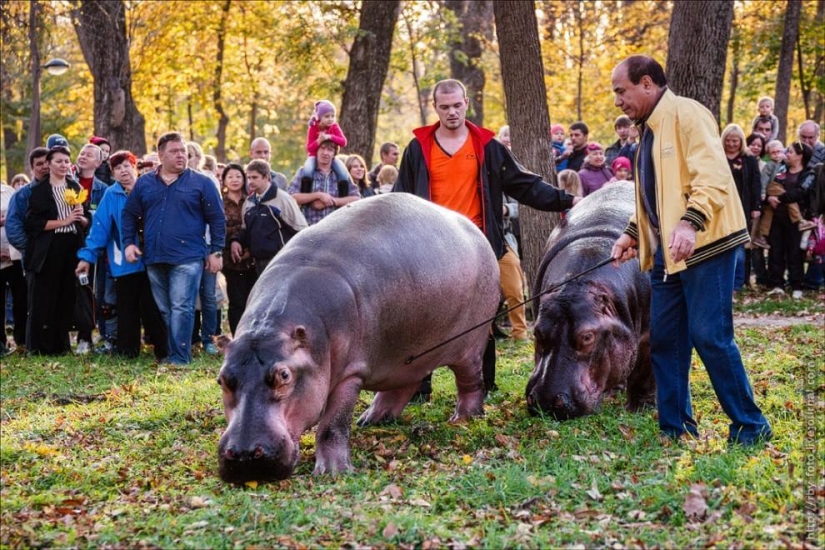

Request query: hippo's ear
[
  {"left": 214, "top": 334, "right": 232, "bottom": 354},
  {"left": 292, "top": 326, "right": 309, "bottom": 349}
]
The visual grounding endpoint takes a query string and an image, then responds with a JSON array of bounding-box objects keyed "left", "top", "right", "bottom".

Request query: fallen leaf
[
  {"left": 381, "top": 483, "right": 403, "bottom": 499},
  {"left": 462, "top": 454, "right": 473, "bottom": 465},
  {"left": 586, "top": 479, "right": 603, "bottom": 502},
  {"left": 683, "top": 484, "right": 708, "bottom": 521},
  {"left": 409, "top": 498, "right": 432, "bottom": 507},
  {"left": 189, "top": 496, "right": 210, "bottom": 509},
  {"left": 382, "top": 522, "right": 399, "bottom": 539},
  {"left": 245, "top": 481, "right": 258, "bottom": 489}
]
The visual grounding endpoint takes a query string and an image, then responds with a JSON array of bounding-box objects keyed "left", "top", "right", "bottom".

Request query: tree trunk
[
  {"left": 726, "top": 25, "right": 740, "bottom": 126},
  {"left": 774, "top": 0, "right": 801, "bottom": 144},
  {"left": 338, "top": 0, "right": 401, "bottom": 166},
  {"left": 813, "top": 0, "right": 825, "bottom": 124},
  {"left": 25, "top": 0, "right": 42, "bottom": 177},
  {"left": 494, "top": 0, "right": 559, "bottom": 291},
  {"left": 402, "top": 9, "right": 428, "bottom": 128},
  {"left": 446, "top": 0, "right": 493, "bottom": 127},
  {"left": 213, "top": 0, "right": 231, "bottom": 162},
  {"left": 666, "top": 0, "right": 734, "bottom": 124},
  {"left": 72, "top": 0, "right": 146, "bottom": 155}
]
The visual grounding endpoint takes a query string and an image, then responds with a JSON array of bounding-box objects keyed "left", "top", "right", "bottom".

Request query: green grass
[{"left": 1, "top": 316, "right": 823, "bottom": 548}]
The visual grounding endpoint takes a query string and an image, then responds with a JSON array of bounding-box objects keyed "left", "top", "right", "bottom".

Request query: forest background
[{"left": 2, "top": 0, "right": 823, "bottom": 183}]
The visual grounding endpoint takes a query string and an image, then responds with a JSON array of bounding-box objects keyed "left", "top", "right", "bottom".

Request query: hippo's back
[{"left": 535, "top": 182, "right": 637, "bottom": 295}]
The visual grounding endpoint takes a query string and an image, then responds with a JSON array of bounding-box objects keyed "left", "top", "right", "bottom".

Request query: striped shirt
[{"left": 52, "top": 184, "right": 76, "bottom": 234}]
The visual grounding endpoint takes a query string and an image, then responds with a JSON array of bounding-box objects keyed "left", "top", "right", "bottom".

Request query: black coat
[{"left": 23, "top": 178, "right": 91, "bottom": 274}]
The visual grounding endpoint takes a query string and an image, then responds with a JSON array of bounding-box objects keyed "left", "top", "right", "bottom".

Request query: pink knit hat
[
  {"left": 586, "top": 142, "right": 604, "bottom": 152},
  {"left": 551, "top": 124, "right": 565, "bottom": 135},
  {"left": 611, "top": 156, "right": 632, "bottom": 173},
  {"left": 310, "top": 100, "right": 336, "bottom": 126}
]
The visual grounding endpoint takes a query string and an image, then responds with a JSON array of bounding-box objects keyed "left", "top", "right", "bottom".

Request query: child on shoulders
[{"left": 303, "top": 100, "right": 350, "bottom": 184}]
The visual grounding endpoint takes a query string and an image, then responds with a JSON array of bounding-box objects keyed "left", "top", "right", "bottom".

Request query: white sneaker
[
  {"left": 75, "top": 340, "right": 92, "bottom": 355},
  {"left": 792, "top": 290, "right": 803, "bottom": 300},
  {"left": 766, "top": 287, "right": 785, "bottom": 296}
]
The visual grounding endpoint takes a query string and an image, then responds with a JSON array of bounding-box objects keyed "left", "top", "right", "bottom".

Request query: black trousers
[
  {"left": 27, "top": 233, "right": 77, "bottom": 355},
  {"left": 1, "top": 260, "right": 27, "bottom": 348},
  {"left": 767, "top": 215, "right": 804, "bottom": 291},
  {"left": 115, "top": 271, "right": 168, "bottom": 359},
  {"left": 223, "top": 268, "right": 258, "bottom": 336}
]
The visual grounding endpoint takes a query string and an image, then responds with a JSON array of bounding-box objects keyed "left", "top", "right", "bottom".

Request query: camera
[{"left": 77, "top": 272, "right": 89, "bottom": 286}]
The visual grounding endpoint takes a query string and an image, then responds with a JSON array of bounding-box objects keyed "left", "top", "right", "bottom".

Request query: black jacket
[
  {"left": 393, "top": 121, "right": 575, "bottom": 259},
  {"left": 24, "top": 177, "right": 91, "bottom": 274}
]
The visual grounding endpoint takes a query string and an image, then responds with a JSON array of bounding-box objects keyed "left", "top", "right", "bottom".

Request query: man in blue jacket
[
  {"left": 122, "top": 132, "right": 226, "bottom": 365},
  {"left": 76, "top": 150, "right": 168, "bottom": 361},
  {"left": 5, "top": 148, "right": 51, "bottom": 255}
]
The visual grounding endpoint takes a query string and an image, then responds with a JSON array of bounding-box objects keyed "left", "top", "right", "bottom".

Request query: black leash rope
[{"left": 404, "top": 256, "right": 615, "bottom": 364}]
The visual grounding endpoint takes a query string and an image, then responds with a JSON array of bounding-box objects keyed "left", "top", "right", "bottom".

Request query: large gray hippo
[
  {"left": 525, "top": 182, "right": 655, "bottom": 419},
  {"left": 217, "top": 193, "right": 499, "bottom": 483}
]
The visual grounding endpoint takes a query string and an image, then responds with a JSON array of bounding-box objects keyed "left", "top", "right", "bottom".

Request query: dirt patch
[{"left": 734, "top": 314, "right": 824, "bottom": 328}]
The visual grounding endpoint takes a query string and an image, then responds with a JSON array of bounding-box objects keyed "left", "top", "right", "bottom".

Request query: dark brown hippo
[
  {"left": 217, "top": 193, "right": 499, "bottom": 483},
  {"left": 525, "top": 182, "right": 655, "bottom": 419}
]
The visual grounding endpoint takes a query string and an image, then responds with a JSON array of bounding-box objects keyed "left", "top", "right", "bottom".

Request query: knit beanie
[
  {"left": 89, "top": 136, "right": 110, "bottom": 148},
  {"left": 586, "top": 142, "right": 604, "bottom": 153},
  {"left": 310, "top": 100, "right": 336, "bottom": 127},
  {"left": 611, "top": 156, "right": 632, "bottom": 173},
  {"left": 551, "top": 124, "right": 565, "bottom": 135}
]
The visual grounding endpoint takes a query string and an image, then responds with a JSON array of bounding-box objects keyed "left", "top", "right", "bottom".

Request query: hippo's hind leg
[
  {"left": 625, "top": 332, "right": 656, "bottom": 412},
  {"left": 357, "top": 384, "right": 421, "bottom": 427},
  {"left": 447, "top": 354, "right": 485, "bottom": 423}
]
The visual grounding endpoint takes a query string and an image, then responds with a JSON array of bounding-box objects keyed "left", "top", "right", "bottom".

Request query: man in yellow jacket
[{"left": 610, "top": 55, "right": 771, "bottom": 446}]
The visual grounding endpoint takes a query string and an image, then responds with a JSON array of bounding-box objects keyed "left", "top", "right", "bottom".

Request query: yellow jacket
[{"left": 625, "top": 89, "right": 750, "bottom": 274}]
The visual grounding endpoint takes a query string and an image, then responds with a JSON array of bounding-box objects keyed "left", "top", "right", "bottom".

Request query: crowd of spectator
[{"left": 0, "top": 92, "right": 822, "bottom": 360}]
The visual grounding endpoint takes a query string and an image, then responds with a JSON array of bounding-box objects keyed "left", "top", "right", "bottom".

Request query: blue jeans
[
  {"left": 199, "top": 269, "right": 218, "bottom": 345},
  {"left": 650, "top": 247, "right": 771, "bottom": 444},
  {"left": 147, "top": 261, "right": 203, "bottom": 364},
  {"left": 733, "top": 244, "right": 746, "bottom": 291}
]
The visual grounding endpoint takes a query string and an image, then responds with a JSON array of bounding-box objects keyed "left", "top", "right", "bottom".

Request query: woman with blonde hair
[{"left": 721, "top": 123, "right": 761, "bottom": 290}]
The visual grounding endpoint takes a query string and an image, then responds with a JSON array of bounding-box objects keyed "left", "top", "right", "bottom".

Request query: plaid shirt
[{"left": 288, "top": 168, "right": 359, "bottom": 226}]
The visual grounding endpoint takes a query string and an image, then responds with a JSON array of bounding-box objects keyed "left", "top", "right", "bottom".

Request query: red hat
[
  {"left": 551, "top": 124, "right": 565, "bottom": 135},
  {"left": 611, "top": 156, "right": 632, "bottom": 173},
  {"left": 586, "top": 142, "right": 604, "bottom": 152},
  {"left": 89, "top": 136, "right": 110, "bottom": 147}
]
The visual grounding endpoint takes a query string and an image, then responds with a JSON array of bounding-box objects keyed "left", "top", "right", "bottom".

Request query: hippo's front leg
[{"left": 313, "top": 375, "right": 363, "bottom": 475}]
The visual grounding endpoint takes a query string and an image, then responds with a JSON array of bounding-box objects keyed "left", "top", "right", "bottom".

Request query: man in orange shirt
[{"left": 394, "top": 78, "right": 580, "bottom": 399}]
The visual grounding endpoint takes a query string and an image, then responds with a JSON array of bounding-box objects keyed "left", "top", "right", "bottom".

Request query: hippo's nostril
[
  {"left": 551, "top": 392, "right": 570, "bottom": 410},
  {"left": 526, "top": 394, "right": 534, "bottom": 406},
  {"left": 253, "top": 446, "right": 264, "bottom": 459},
  {"left": 225, "top": 447, "right": 236, "bottom": 460}
]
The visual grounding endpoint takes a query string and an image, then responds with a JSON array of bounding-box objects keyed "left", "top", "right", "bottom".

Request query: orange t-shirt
[{"left": 429, "top": 136, "right": 482, "bottom": 228}]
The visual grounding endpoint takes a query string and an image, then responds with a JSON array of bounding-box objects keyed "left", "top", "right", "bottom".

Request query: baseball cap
[{"left": 46, "top": 134, "right": 69, "bottom": 149}]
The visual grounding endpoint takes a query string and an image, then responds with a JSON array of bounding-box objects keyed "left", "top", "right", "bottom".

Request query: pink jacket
[{"left": 306, "top": 123, "right": 347, "bottom": 156}]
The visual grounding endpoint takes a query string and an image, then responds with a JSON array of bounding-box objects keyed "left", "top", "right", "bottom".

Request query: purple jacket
[{"left": 579, "top": 162, "right": 614, "bottom": 196}]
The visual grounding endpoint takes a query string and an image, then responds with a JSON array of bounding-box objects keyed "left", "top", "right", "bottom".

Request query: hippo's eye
[
  {"left": 266, "top": 366, "right": 292, "bottom": 388},
  {"left": 578, "top": 332, "right": 595, "bottom": 349}
]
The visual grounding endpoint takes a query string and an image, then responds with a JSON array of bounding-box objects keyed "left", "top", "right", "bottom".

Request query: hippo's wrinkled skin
[
  {"left": 525, "top": 182, "right": 655, "bottom": 419},
  {"left": 217, "top": 193, "right": 499, "bottom": 483}
]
